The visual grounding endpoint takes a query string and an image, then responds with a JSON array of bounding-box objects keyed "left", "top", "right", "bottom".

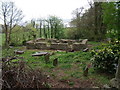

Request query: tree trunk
[
  {"left": 43, "top": 25, "right": 46, "bottom": 38},
  {"left": 115, "top": 58, "right": 120, "bottom": 88},
  {"left": 94, "top": 2, "right": 99, "bottom": 41},
  {"left": 51, "top": 25, "right": 53, "bottom": 38},
  {"left": 47, "top": 22, "right": 50, "bottom": 38},
  {"left": 39, "top": 21, "right": 42, "bottom": 38},
  {"left": 54, "top": 23, "right": 57, "bottom": 38},
  {"left": 8, "top": 28, "right": 12, "bottom": 45},
  {"left": 5, "top": 28, "right": 9, "bottom": 47},
  {"left": 4, "top": 22, "right": 9, "bottom": 47},
  {"left": 117, "top": 2, "right": 120, "bottom": 40},
  {"left": 50, "top": 19, "right": 53, "bottom": 39},
  {"left": 8, "top": 3, "right": 13, "bottom": 45}
]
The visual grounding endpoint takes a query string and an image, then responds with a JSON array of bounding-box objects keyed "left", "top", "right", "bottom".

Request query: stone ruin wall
[{"left": 26, "top": 38, "right": 88, "bottom": 51}]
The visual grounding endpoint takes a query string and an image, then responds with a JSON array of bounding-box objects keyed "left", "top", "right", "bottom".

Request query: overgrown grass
[
  {"left": 88, "top": 41, "right": 102, "bottom": 45},
  {"left": 2, "top": 46, "right": 111, "bottom": 86},
  {"left": 88, "top": 41, "right": 109, "bottom": 51}
]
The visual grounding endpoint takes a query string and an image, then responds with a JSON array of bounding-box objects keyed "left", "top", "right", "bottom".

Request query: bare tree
[
  {"left": 87, "top": 0, "right": 93, "bottom": 8},
  {"left": 0, "top": 1, "right": 24, "bottom": 47}
]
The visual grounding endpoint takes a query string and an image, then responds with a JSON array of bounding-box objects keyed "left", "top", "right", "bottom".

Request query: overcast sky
[
  {"left": 13, "top": 0, "right": 90, "bottom": 21},
  {"left": 0, "top": 0, "right": 91, "bottom": 23}
]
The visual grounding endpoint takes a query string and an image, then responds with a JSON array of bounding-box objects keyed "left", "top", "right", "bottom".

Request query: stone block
[
  {"left": 79, "top": 39, "right": 83, "bottom": 42},
  {"left": 72, "top": 43, "right": 87, "bottom": 51},
  {"left": 50, "top": 39, "right": 58, "bottom": 43},
  {"left": 26, "top": 41, "right": 36, "bottom": 49},
  {"left": 50, "top": 43, "right": 59, "bottom": 50},
  {"left": 67, "top": 40, "right": 73, "bottom": 45},
  {"left": 69, "top": 40, "right": 76, "bottom": 44},
  {"left": 57, "top": 43, "right": 69, "bottom": 50},
  {"left": 36, "top": 42, "right": 48, "bottom": 50},
  {"left": 81, "top": 39, "right": 88, "bottom": 45},
  {"left": 59, "top": 39, "right": 69, "bottom": 43},
  {"left": 35, "top": 38, "right": 46, "bottom": 42},
  {"left": 110, "top": 78, "right": 119, "bottom": 88},
  {"left": 75, "top": 40, "right": 82, "bottom": 43}
]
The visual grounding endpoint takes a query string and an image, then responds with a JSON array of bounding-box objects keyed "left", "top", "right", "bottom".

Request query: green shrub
[{"left": 91, "top": 40, "right": 120, "bottom": 73}]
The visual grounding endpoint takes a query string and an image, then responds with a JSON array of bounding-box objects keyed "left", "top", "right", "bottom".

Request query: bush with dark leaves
[{"left": 91, "top": 40, "right": 120, "bottom": 74}]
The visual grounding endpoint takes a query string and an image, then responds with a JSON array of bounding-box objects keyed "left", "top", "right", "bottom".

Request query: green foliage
[
  {"left": 64, "top": 27, "right": 95, "bottom": 40},
  {"left": 70, "top": 4, "right": 106, "bottom": 41},
  {"left": 102, "top": 2, "right": 117, "bottom": 29},
  {"left": 48, "top": 16, "right": 64, "bottom": 39},
  {"left": 102, "top": 2, "right": 120, "bottom": 39},
  {"left": 7, "top": 16, "right": 65, "bottom": 46},
  {"left": 2, "top": 47, "right": 21, "bottom": 58},
  {"left": 70, "top": 72, "right": 82, "bottom": 78},
  {"left": 9, "top": 23, "right": 39, "bottom": 46},
  {"left": 68, "top": 2, "right": 119, "bottom": 41},
  {"left": 91, "top": 40, "right": 120, "bottom": 73},
  {"left": 64, "top": 27, "right": 78, "bottom": 39}
]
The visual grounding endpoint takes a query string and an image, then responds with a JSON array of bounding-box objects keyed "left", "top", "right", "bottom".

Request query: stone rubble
[{"left": 26, "top": 38, "right": 88, "bottom": 51}]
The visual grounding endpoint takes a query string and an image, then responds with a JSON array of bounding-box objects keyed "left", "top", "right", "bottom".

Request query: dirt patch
[
  {"left": 43, "top": 67, "right": 103, "bottom": 88},
  {"left": 46, "top": 75, "right": 103, "bottom": 88}
]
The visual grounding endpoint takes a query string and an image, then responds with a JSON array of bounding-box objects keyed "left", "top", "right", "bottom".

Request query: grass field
[
  {"left": 1, "top": 33, "right": 113, "bottom": 88},
  {"left": 2, "top": 45, "right": 112, "bottom": 88}
]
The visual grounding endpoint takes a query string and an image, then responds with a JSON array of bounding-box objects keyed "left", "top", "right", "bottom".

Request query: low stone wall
[
  {"left": 57, "top": 43, "right": 70, "bottom": 50},
  {"left": 47, "top": 39, "right": 59, "bottom": 43},
  {"left": 26, "top": 41, "right": 36, "bottom": 49},
  {"left": 59, "top": 39, "right": 69, "bottom": 43},
  {"left": 26, "top": 38, "right": 88, "bottom": 51},
  {"left": 72, "top": 43, "right": 87, "bottom": 51},
  {"left": 35, "top": 38, "right": 46, "bottom": 42},
  {"left": 49, "top": 43, "right": 59, "bottom": 50},
  {"left": 36, "top": 42, "right": 48, "bottom": 50},
  {"left": 81, "top": 39, "right": 88, "bottom": 44}
]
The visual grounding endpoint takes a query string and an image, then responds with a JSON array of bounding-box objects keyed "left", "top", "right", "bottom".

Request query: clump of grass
[
  {"left": 68, "top": 81, "right": 74, "bottom": 86},
  {"left": 60, "top": 64, "right": 72, "bottom": 69},
  {"left": 70, "top": 72, "right": 82, "bottom": 78},
  {"left": 88, "top": 41, "right": 102, "bottom": 45}
]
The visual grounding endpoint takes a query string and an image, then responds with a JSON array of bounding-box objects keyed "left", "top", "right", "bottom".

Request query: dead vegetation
[{"left": 2, "top": 57, "right": 47, "bottom": 89}]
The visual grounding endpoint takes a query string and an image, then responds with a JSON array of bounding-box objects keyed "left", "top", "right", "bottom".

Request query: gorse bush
[{"left": 91, "top": 40, "right": 120, "bottom": 73}]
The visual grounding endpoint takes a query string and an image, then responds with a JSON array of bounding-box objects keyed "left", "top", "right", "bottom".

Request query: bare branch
[
  {"left": 87, "top": 0, "right": 94, "bottom": 8},
  {"left": 0, "top": 1, "right": 24, "bottom": 46}
]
